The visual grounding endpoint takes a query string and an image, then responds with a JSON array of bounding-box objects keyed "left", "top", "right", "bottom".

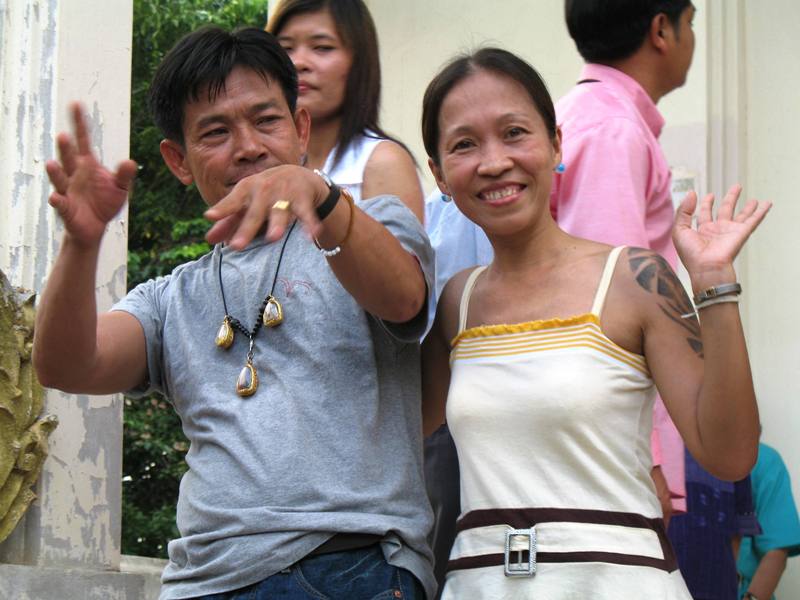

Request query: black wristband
[{"left": 315, "top": 182, "right": 341, "bottom": 221}]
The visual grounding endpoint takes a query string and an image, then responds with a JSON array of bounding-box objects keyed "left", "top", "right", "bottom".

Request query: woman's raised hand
[
  {"left": 45, "top": 103, "right": 138, "bottom": 248},
  {"left": 673, "top": 184, "right": 771, "bottom": 288}
]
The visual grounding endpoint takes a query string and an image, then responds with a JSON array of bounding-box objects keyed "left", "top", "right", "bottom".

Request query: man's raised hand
[{"left": 45, "top": 103, "right": 137, "bottom": 247}]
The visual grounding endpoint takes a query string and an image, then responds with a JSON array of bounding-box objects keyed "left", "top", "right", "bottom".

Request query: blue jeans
[{"left": 198, "top": 545, "right": 424, "bottom": 600}]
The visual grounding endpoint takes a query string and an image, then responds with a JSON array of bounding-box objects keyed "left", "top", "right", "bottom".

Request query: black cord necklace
[{"left": 214, "top": 221, "right": 298, "bottom": 397}]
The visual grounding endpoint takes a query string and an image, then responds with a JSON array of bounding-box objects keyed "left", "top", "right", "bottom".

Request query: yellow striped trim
[
  {"left": 452, "top": 313, "right": 600, "bottom": 345},
  {"left": 451, "top": 314, "right": 649, "bottom": 376}
]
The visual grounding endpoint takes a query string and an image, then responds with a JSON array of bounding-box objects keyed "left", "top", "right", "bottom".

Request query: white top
[
  {"left": 322, "top": 131, "right": 385, "bottom": 203},
  {"left": 441, "top": 247, "right": 691, "bottom": 599}
]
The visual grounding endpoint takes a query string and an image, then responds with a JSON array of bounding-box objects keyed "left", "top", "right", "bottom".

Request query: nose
[
  {"left": 291, "top": 46, "right": 311, "bottom": 73},
  {"left": 476, "top": 139, "right": 513, "bottom": 177},
  {"left": 233, "top": 126, "right": 267, "bottom": 164}
]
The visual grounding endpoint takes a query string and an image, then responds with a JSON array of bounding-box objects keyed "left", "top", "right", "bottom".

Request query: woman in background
[{"left": 267, "top": 0, "right": 423, "bottom": 219}]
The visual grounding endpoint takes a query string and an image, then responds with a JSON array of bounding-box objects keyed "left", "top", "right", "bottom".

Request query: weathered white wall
[{"left": 0, "top": 0, "right": 133, "bottom": 583}]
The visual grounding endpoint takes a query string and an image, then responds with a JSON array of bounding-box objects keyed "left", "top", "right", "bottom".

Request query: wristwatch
[
  {"left": 312, "top": 169, "right": 341, "bottom": 220},
  {"left": 743, "top": 592, "right": 760, "bottom": 600}
]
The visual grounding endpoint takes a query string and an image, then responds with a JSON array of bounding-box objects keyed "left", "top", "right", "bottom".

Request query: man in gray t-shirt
[{"left": 35, "top": 27, "right": 435, "bottom": 599}]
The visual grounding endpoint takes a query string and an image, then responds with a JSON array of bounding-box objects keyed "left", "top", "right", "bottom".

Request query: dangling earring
[
  {"left": 554, "top": 162, "right": 566, "bottom": 173},
  {"left": 300, "top": 153, "right": 308, "bottom": 167},
  {"left": 441, "top": 194, "right": 453, "bottom": 203}
]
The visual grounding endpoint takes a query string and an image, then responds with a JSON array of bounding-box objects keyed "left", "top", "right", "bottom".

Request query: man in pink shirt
[{"left": 552, "top": 0, "right": 698, "bottom": 517}]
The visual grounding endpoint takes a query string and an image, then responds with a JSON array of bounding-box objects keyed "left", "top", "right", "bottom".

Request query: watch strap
[
  {"left": 693, "top": 282, "right": 741, "bottom": 305},
  {"left": 313, "top": 169, "right": 341, "bottom": 221}
]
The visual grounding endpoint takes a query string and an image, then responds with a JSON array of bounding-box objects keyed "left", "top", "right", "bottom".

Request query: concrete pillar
[{"left": 0, "top": 1, "right": 163, "bottom": 596}]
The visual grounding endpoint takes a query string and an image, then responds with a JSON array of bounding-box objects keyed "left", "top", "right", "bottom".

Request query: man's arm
[
  {"left": 744, "top": 548, "right": 788, "bottom": 600},
  {"left": 205, "top": 165, "right": 427, "bottom": 324},
  {"left": 33, "top": 103, "right": 146, "bottom": 394}
]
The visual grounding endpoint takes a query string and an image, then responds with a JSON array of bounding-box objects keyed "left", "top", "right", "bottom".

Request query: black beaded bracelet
[{"left": 313, "top": 169, "right": 341, "bottom": 220}]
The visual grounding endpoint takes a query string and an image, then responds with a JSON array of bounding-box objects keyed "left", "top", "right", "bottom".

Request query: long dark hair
[{"left": 268, "top": 0, "right": 406, "bottom": 168}]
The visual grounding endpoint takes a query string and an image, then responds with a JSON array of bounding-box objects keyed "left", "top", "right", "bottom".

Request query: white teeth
[{"left": 484, "top": 186, "right": 518, "bottom": 201}]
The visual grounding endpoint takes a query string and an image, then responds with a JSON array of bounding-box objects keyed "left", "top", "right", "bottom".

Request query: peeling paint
[{"left": 0, "top": 0, "right": 132, "bottom": 576}]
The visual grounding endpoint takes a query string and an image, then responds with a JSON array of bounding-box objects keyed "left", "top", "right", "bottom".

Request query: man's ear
[
  {"left": 293, "top": 107, "right": 311, "bottom": 156},
  {"left": 649, "top": 13, "right": 671, "bottom": 53},
  {"left": 428, "top": 157, "right": 450, "bottom": 196},
  {"left": 160, "top": 139, "right": 194, "bottom": 186}
]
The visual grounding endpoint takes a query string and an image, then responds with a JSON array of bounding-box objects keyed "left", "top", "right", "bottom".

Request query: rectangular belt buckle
[{"left": 504, "top": 527, "right": 536, "bottom": 577}]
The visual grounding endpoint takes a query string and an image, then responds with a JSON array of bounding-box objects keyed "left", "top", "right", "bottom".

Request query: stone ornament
[{"left": 0, "top": 269, "right": 58, "bottom": 543}]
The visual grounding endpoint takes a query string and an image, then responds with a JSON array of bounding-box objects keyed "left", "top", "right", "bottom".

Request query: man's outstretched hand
[{"left": 45, "top": 103, "right": 137, "bottom": 248}]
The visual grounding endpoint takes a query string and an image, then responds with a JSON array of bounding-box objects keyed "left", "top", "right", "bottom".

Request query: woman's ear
[
  {"left": 429, "top": 157, "right": 450, "bottom": 196},
  {"left": 552, "top": 126, "right": 563, "bottom": 169}
]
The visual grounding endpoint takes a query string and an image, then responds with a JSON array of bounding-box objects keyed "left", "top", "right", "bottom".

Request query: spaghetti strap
[
  {"left": 457, "top": 266, "right": 487, "bottom": 334},
  {"left": 590, "top": 246, "right": 626, "bottom": 318}
]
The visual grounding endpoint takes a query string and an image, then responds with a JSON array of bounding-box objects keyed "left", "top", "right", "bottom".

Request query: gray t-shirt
[{"left": 114, "top": 196, "right": 436, "bottom": 599}]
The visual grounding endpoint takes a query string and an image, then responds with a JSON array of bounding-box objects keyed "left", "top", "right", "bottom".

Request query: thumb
[
  {"left": 48, "top": 191, "right": 74, "bottom": 222},
  {"left": 673, "top": 190, "right": 697, "bottom": 233},
  {"left": 115, "top": 159, "right": 138, "bottom": 191}
]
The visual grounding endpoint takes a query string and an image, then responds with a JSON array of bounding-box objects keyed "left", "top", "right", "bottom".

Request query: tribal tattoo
[{"left": 628, "top": 248, "right": 704, "bottom": 358}]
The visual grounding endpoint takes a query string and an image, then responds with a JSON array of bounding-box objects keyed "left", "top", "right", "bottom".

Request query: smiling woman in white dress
[{"left": 420, "top": 47, "right": 771, "bottom": 599}]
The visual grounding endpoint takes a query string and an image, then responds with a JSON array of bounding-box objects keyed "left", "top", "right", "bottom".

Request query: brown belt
[
  {"left": 447, "top": 507, "right": 677, "bottom": 574},
  {"left": 308, "top": 533, "right": 383, "bottom": 556}
]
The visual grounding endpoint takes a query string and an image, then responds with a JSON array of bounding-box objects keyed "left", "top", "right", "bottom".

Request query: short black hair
[
  {"left": 148, "top": 26, "right": 297, "bottom": 144},
  {"left": 565, "top": 0, "right": 692, "bottom": 63},
  {"left": 422, "top": 48, "right": 556, "bottom": 166}
]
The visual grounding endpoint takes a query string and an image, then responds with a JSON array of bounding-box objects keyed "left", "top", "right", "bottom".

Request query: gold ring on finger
[{"left": 273, "top": 199, "right": 291, "bottom": 211}]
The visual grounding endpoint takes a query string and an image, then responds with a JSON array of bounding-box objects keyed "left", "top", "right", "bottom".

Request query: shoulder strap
[
  {"left": 591, "top": 246, "right": 626, "bottom": 317},
  {"left": 458, "top": 266, "right": 487, "bottom": 334}
]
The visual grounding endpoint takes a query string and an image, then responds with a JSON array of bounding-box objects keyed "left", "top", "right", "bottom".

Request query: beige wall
[
  {"left": 371, "top": 0, "right": 800, "bottom": 595},
  {"left": 743, "top": 0, "right": 800, "bottom": 595}
]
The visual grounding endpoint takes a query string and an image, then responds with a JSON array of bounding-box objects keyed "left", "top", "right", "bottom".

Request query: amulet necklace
[{"left": 214, "top": 221, "right": 297, "bottom": 397}]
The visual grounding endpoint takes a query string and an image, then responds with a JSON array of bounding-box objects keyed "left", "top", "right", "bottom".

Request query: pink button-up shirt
[{"left": 551, "top": 63, "right": 686, "bottom": 511}]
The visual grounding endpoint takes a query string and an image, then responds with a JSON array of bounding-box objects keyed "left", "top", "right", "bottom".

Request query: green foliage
[{"left": 124, "top": 0, "right": 269, "bottom": 558}]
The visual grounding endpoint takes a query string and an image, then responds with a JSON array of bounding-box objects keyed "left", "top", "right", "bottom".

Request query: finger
[
  {"left": 48, "top": 191, "right": 72, "bottom": 222},
  {"left": 716, "top": 184, "right": 742, "bottom": 222},
  {"left": 114, "top": 159, "right": 138, "bottom": 191},
  {"left": 56, "top": 132, "right": 77, "bottom": 176},
  {"left": 204, "top": 188, "right": 245, "bottom": 222},
  {"left": 71, "top": 102, "right": 92, "bottom": 156},
  {"left": 696, "top": 192, "right": 715, "bottom": 227},
  {"left": 733, "top": 199, "right": 758, "bottom": 223},
  {"left": 230, "top": 196, "right": 271, "bottom": 250},
  {"left": 673, "top": 190, "right": 697, "bottom": 232},
  {"left": 45, "top": 160, "right": 69, "bottom": 195},
  {"left": 205, "top": 212, "right": 243, "bottom": 245},
  {"left": 291, "top": 195, "right": 322, "bottom": 240},
  {"left": 743, "top": 200, "right": 772, "bottom": 231},
  {"left": 266, "top": 201, "right": 293, "bottom": 242}
]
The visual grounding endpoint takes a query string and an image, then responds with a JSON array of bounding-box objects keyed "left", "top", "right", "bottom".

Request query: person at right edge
[{"left": 737, "top": 441, "right": 800, "bottom": 600}]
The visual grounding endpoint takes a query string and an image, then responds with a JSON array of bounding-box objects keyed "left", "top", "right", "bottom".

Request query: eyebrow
[
  {"left": 443, "top": 112, "right": 533, "bottom": 137},
  {"left": 278, "top": 33, "right": 337, "bottom": 44},
  {"left": 194, "top": 101, "right": 281, "bottom": 130}
]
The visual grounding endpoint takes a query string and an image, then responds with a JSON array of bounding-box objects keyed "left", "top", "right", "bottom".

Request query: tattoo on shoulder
[{"left": 628, "top": 248, "right": 703, "bottom": 358}]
